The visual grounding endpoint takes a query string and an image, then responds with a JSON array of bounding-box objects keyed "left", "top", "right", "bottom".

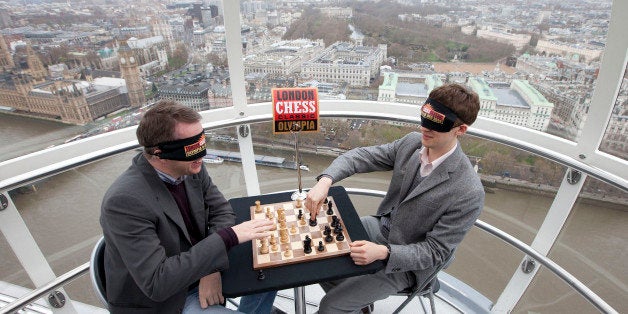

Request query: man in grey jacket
[
  {"left": 101, "top": 101, "right": 276, "bottom": 313},
  {"left": 305, "top": 83, "right": 485, "bottom": 313}
]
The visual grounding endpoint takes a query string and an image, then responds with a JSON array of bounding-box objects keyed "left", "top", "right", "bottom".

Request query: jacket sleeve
[
  {"left": 385, "top": 184, "right": 484, "bottom": 274},
  {"left": 101, "top": 190, "right": 230, "bottom": 302}
]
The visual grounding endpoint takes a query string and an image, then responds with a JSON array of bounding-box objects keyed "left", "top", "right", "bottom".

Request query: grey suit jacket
[
  {"left": 100, "top": 153, "right": 236, "bottom": 313},
  {"left": 322, "top": 132, "right": 484, "bottom": 284}
]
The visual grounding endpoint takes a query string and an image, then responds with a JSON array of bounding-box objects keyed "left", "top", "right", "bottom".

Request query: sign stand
[{"left": 290, "top": 122, "right": 307, "bottom": 201}]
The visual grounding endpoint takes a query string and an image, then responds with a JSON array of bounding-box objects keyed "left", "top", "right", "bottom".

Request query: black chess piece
[
  {"left": 328, "top": 200, "right": 334, "bottom": 211},
  {"left": 309, "top": 216, "right": 317, "bottom": 227},
  {"left": 324, "top": 198, "right": 329, "bottom": 204},
  {"left": 297, "top": 209, "right": 303, "bottom": 220},
  {"left": 330, "top": 215, "right": 338, "bottom": 227},
  {"left": 323, "top": 225, "right": 331, "bottom": 235},
  {"left": 336, "top": 233, "right": 345, "bottom": 241},
  {"left": 257, "top": 270, "right": 265, "bottom": 280},
  {"left": 334, "top": 224, "right": 342, "bottom": 235},
  {"left": 326, "top": 205, "right": 334, "bottom": 215},
  {"left": 303, "top": 236, "right": 312, "bottom": 254},
  {"left": 317, "top": 241, "right": 325, "bottom": 252},
  {"left": 325, "top": 233, "right": 334, "bottom": 243}
]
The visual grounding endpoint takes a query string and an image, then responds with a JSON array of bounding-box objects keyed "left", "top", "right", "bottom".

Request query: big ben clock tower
[{"left": 118, "top": 42, "right": 146, "bottom": 108}]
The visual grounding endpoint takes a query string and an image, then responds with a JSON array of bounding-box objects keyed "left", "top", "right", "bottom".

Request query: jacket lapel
[
  {"left": 136, "top": 153, "right": 192, "bottom": 243},
  {"left": 399, "top": 149, "right": 421, "bottom": 202},
  {"left": 402, "top": 145, "right": 463, "bottom": 203}
]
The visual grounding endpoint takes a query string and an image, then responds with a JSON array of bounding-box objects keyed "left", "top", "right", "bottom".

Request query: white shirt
[{"left": 419, "top": 143, "right": 458, "bottom": 177}]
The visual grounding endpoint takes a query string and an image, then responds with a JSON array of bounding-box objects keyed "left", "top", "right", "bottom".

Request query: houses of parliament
[{"left": 0, "top": 34, "right": 145, "bottom": 125}]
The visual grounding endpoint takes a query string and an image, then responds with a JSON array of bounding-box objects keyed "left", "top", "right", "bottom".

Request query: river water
[{"left": 0, "top": 113, "right": 626, "bottom": 313}]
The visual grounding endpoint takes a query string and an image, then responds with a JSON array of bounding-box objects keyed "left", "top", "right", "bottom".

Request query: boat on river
[{"left": 203, "top": 154, "right": 224, "bottom": 164}]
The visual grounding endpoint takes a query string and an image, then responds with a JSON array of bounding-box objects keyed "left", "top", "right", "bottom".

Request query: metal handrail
[
  {"left": 1, "top": 107, "right": 626, "bottom": 192},
  {"left": 0, "top": 189, "right": 618, "bottom": 314},
  {"left": 0, "top": 262, "right": 89, "bottom": 314},
  {"left": 343, "top": 188, "right": 619, "bottom": 314}
]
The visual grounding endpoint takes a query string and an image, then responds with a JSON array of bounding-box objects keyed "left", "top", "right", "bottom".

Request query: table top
[{"left": 221, "top": 186, "right": 384, "bottom": 297}]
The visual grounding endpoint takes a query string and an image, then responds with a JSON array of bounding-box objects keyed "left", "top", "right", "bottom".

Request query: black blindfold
[
  {"left": 420, "top": 98, "right": 459, "bottom": 133},
  {"left": 155, "top": 132, "right": 207, "bottom": 161}
]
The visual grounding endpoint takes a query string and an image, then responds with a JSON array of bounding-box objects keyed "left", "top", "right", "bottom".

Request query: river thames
[{"left": 0, "top": 113, "right": 626, "bottom": 313}]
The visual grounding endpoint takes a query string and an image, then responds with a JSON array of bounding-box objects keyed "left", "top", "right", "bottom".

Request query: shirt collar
[
  {"left": 419, "top": 142, "right": 458, "bottom": 176},
  {"left": 155, "top": 169, "right": 186, "bottom": 185}
]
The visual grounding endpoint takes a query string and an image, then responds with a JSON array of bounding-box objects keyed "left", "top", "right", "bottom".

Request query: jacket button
[{"left": 392, "top": 268, "right": 400, "bottom": 272}]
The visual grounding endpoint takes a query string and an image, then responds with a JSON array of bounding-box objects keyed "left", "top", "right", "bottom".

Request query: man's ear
[{"left": 456, "top": 124, "right": 468, "bottom": 136}]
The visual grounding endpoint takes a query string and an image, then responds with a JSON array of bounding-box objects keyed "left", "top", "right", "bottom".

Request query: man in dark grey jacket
[
  {"left": 101, "top": 101, "right": 275, "bottom": 313},
  {"left": 306, "top": 84, "right": 485, "bottom": 313}
]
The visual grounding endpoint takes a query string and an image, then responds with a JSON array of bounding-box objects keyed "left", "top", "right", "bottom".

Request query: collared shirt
[
  {"left": 419, "top": 143, "right": 458, "bottom": 177},
  {"left": 155, "top": 169, "right": 186, "bottom": 185}
]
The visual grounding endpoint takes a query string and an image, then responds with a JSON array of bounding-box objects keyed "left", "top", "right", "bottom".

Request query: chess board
[{"left": 250, "top": 196, "right": 352, "bottom": 270}]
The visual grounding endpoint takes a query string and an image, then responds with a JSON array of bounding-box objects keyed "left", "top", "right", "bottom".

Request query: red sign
[{"left": 272, "top": 87, "right": 319, "bottom": 133}]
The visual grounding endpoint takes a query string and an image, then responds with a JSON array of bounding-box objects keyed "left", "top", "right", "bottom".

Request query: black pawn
[
  {"left": 324, "top": 198, "right": 329, "bottom": 204},
  {"left": 257, "top": 270, "right": 265, "bottom": 280},
  {"left": 309, "top": 217, "right": 317, "bottom": 227},
  {"left": 323, "top": 225, "right": 331, "bottom": 235},
  {"left": 325, "top": 233, "right": 334, "bottom": 243},
  {"left": 334, "top": 224, "right": 343, "bottom": 235},
  {"left": 317, "top": 241, "right": 325, "bottom": 252},
  {"left": 328, "top": 200, "right": 334, "bottom": 210},
  {"left": 336, "top": 233, "right": 345, "bottom": 241},
  {"left": 331, "top": 215, "right": 338, "bottom": 227},
  {"left": 297, "top": 209, "right": 303, "bottom": 220}
]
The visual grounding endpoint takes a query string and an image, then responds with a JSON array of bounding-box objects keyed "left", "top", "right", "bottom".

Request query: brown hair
[
  {"left": 136, "top": 100, "right": 201, "bottom": 153},
  {"left": 428, "top": 83, "right": 480, "bottom": 126}
]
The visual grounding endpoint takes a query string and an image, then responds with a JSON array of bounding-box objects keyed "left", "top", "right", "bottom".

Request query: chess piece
[
  {"left": 257, "top": 270, "right": 265, "bottom": 280},
  {"left": 299, "top": 215, "right": 306, "bottom": 226},
  {"left": 266, "top": 208, "right": 274, "bottom": 219},
  {"left": 297, "top": 209, "right": 303, "bottom": 220},
  {"left": 323, "top": 225, "right": 331, "bottom": 236},
  {"left": 279, "top": 219, "right": 287, "bottom": 229},
  {"left": 317, "top": 241, "right": 325, "bottom": 252},
  {"left": 325, "top": 233, "right": 334, "bottom": 243},
  {"left": 269, "top": 234, "right": 276, "bottom": 245},
  {"left": 284, "top": 247, "right": 291, "bottom": 257},
  {"left": 336, "top": 233, "right": 345, "bottom": 241},
  {"left": 326, "top": 200, "right": 334, "bottom": 215},
  {"left": 271, "top": 243, "right": 278, "bottom": 251},
  {"left": 324, "top": 197, "right": 329, "bottom": 204},
  {"left": 259, "top": 238, "right": 269, "bottom": 254},
  {"left": 309, "top": 216, "right": 317, "bottom": 227},
  {"left": 296, "top": 198, "right": 303, "bottom": 208},
  {"left": 255, "top": 200, "right": 262, "bottom": 213},
  {"left": 290, "top": 223, "right": 297, "bottom": 234},
  {"left": 334, "top": 224, "right": 343, "bottom": 235},
  {"left": 277, "top": 208, "right": 285, "bottom": 222},
  {"left": 303, "top": 236, "right": 312, "bottom": 254},
  {"left": 330, "top": 215, "right": 339, "bottom": 227},
  {"left": 280, "top": 229, "right": 289, "bottom": 243}
]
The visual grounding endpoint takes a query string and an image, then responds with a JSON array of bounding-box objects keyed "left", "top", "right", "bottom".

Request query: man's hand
[
  {"left": 305, "top": 177, "right": 333, "bottom": 219},
  {"left": 349, "top": 240, "right": 389, "bottom": 265},
  {"left": 198, "top": 272, "right": 223, "bottom": 308},
  {"left": 231, "top": 219, "right": 273, "bottom": 243}
]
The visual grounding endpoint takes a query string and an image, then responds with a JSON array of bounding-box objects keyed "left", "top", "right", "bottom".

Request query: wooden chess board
[{"left": 250, "top": 196, "right": 352, "bottom": 270}]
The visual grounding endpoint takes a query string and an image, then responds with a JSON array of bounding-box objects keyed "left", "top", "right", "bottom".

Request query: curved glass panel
[
  {"left": 515, "top": 176, "right": 627, "bottom": 313},
  {"left": 600, "top": 65, "right": 628, "bottom": 161}
]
